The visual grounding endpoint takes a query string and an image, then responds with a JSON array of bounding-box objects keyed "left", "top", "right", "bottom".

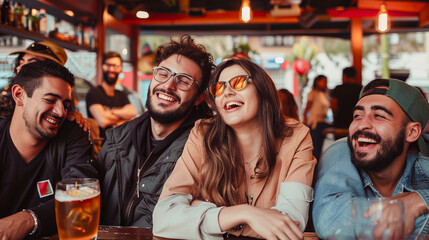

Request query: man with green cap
[{"left": 313, "top": 78, "right": 429, "bottom": 239}]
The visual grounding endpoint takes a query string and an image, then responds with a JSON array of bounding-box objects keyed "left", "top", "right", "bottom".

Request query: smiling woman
[
  {"left": 213, "top": 66, "right": 259, "bottom": 129},
  {"left": 153, "top": 57, "right": 317, "bottom": 240}
]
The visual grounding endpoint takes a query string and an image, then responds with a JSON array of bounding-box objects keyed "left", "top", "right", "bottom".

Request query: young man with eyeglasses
[
  {"left": 86, "top": 51, "right": 137, "bottom": 139},
  {"left": 96, "top": 35, "right": 214, "bottom": 228}
]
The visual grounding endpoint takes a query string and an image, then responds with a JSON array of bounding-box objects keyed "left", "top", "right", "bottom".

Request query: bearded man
[
  {"left": 86, "top": 51, "right": 137, "bottom": 139},
  {"left": 96, "top": 35, "right": 214, "bottom": 228},
  {"left": 313, "top": 79, "right": 429, "bottom": 239}
]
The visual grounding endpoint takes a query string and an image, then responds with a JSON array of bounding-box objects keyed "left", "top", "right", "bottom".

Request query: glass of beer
[{"left": 55, "top": 178, "right": 100, "bottom": 240}]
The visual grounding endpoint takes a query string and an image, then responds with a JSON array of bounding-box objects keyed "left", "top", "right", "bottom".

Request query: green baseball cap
[{"left": 360, "top": 79, "right": 429, "bottom": 156}]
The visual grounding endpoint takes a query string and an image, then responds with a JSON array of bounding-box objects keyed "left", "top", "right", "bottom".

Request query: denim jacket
[{"left": 313, "top": 138, "right": 429, "bottom": 239}]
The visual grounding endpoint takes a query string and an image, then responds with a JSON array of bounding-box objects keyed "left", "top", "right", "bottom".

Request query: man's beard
[
  {"left": 23, "top": 111, "right": 61, "bottom": 140},
  {"left": 103, "top": 71, "right": 119, "bottom": 86},
  {"left": 146, "top": 88, "right": 197, "bottom": 124},
  {"left": 347, "top": 128, "right": 405, "bottom": 172}
]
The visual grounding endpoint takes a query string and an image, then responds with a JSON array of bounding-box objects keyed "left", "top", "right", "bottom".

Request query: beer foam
[{"left": 55, "top": 187, "right": 99, "bottom": 202}]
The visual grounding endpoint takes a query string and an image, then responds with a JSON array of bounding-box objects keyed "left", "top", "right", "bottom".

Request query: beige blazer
[{"left": 154, "top": 118, "right": 316, "bottom": 239}]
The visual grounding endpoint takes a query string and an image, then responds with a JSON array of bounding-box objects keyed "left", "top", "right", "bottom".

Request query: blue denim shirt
[{"left": 313, "top": 138, "right": 429, "bottom": 239}]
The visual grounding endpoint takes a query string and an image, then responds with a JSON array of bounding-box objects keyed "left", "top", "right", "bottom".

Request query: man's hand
[
  {"left": 370, "top": 192, "right": 428, "bottom": 240},
  {"left": 370, "top": 199, "right": 405, "bottom": 240},
  {"left": 390, "top": 192, "right": 428, "bottom": 238},
  {"left": 0, "top": 211, "right": 34, "bottom": 240}
]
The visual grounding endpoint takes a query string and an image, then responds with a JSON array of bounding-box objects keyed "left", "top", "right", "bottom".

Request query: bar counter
[{"left": 44, "top": 226, "right": 320, "bottom": 239}]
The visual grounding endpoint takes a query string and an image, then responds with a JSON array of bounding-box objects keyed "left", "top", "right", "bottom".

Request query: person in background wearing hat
[
  {"left": 86, "top": 51, "right": 137, "bottom": 140},
  {"left": 313, "top": 79, "right": 429, "bottom": 239},
  {"left": 11, "top": 41, "right": 68, "bottom": 73},
  {"left": 0, "top": 41, "right": 88, "bottom": 130},
  {"left": 0, "top": 61, "right": 97, "bottom": 239}
]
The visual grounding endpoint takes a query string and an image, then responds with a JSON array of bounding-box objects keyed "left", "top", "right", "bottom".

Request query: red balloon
[{"left": 293, "top": 59, "right": 311, "bottom": 75}]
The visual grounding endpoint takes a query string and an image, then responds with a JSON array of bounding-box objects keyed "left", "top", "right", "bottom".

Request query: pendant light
[
  {"left": 375, "top": 3, "right": 390, "bottom": 33},
  {"left": 240, "top": 0, "right": 253, "bottom": 23}
]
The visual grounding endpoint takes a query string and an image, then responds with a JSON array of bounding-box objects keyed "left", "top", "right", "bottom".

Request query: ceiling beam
[
  {"left": 37, "top": 0, "right": 99, "bottom": 18},
  {"left": 420, "top": 4, "right": 429, "bottom": 27},
  {"left": 121, "top": 11, "right": 300, "bottom": 25},
  {"left": 358, "top": 0, "right": 428, "bottom": 13},
  {"left": 327, "top": 9, "right": 418, "bottom": 19}
]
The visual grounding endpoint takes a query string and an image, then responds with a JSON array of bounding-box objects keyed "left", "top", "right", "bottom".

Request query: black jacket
[
  {"left": 0, "top": 117, "right": 98, "bottom": 237},
  {"left": 97, "top": 109, "right": 207, "bottom": 227}
]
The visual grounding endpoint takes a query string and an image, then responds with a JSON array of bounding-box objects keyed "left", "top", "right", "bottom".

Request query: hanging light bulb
[
  {"left": 240, "top": 0, "right": 253, "bottom": 23},
  {"left": 136, "top": 10, "right": 149, "bottom": 19},
  {"left": 375, "top": 3, "right": 390, "bottom": 33}
]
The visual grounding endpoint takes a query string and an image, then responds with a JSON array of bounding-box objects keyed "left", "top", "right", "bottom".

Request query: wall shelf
[
  {"left": 14, "top": 0, "right": 98, "bottom": 26},
  {"left": 0, "top": 23, "right": 96, "bottom": 52}
]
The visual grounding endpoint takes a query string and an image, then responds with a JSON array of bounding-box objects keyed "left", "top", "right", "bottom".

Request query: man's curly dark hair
[{"left": 154, "top": 34, "right": 214, "bottom": 92}]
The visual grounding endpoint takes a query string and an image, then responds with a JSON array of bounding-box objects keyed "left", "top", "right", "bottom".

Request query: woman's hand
[
  {"left": 219, "top": 205, "right": 303, "bottom": 240},
  {"left": 67, "top": 111, "right": 89, "bottom": 132},
  {"left": 245, "top": 207, "right": 303, "bottom": 240}
]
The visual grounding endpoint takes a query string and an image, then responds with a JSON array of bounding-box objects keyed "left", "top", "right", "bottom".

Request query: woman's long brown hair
[{"left": 198, "top": 58, "right": 293, "bottom": 207}]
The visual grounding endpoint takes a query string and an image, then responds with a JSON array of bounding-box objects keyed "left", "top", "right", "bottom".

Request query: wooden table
[{"left": 45, "top": 226, "right": 320, "bottom": 239}]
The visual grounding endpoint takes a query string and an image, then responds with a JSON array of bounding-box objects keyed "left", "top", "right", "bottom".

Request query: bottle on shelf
[
  {"left": 87, "top": 27, "right": 97, "bottom": 50},
  {"left": 8, "top": 0, "right": 14, "bottom": 25},
  {"left": 38, "top": 8, "right": 47, "bottom": 36},
  {"left": 13, "top": 2, "right": 23, "bottom": 28},
  {"left": 28, "top": 8, "right": 39, "bottom": 32},
  {"left": 22, "top": 5, "right": 28, "bottom": 29},
  {"left": 75, "top": 23, "right": 83, "bottom": 46},
  {"left": 1, "top": 0, "right": 12, "bottom": 25},
  {"left": 46, "top": 12, "right": 55, "bottom": 35},
  {"left": 25, "top": 7, "right": 32, "bottom": 30}
]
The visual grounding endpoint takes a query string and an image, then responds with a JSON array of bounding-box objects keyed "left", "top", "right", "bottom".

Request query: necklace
[
  {"left": 244, "top": 147, "right": 263, "bottom": 167},
  {"left": 244, "top": 147, "right": 263, "bottom": 205}
]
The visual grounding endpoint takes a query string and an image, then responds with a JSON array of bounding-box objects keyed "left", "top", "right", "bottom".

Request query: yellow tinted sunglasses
[{"left": 209, "top": 75, "right": 250, "bottom": 97}]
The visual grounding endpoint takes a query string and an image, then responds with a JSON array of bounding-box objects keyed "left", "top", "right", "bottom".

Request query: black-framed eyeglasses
[
  {"left": 103, "top": 63, "right": 121, "bottom": 70},
  {"left": 27, "top": 43, "right": 60, "bottom": 62},
  {"left": 152, "top": 66, "right": 200, "bottom": 91},
  {"left": 209, "top": 75, "right": 250, "bottom": 97}
]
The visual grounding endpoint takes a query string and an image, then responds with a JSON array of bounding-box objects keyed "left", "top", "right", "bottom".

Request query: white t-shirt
[{"left": 306, "top": 89, "right": 330, "bottom": 129}]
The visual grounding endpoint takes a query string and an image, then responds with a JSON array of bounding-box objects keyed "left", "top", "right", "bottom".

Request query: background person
[
  {"left": 115, "top": 82, "right": 145, "bottom": 116},
  {"left": 313, "top": 79, "right": 429, "bottom": 239},
  {"left": 86, "top": 51, "right": 137, "bottom": 139},
  {"left": 330, "top": 66, "right": 362, "bottom": 136},
  {"left": 153, "top": 57, "right": 316, "bottom": 239},
  {"left": 96, "top": 34, "right": 214, "bottom": 228},
  {"left": 278, "top": 88, "right": 299, "bottom": 120},
  {"left": 303, "top": 75, "right": 331, "bottom": 160},
  {"left": 0, "top": 61, "right": 97, "bottom": 239}
]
